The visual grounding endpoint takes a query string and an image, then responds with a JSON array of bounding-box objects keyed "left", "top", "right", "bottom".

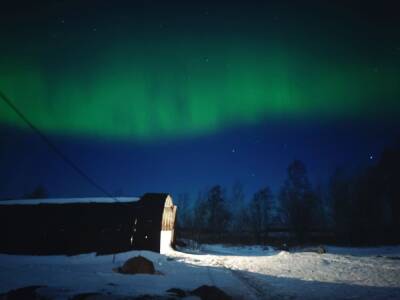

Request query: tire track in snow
[
  {"left": 213, "top": 257, "right": 272, "bottom": 300},
  {"left": 229, "top": 268, "right": 269, "bottom": 300},
  {"left": 172, "top": 249, "right": 289, "bottom": 299},
  {"left": 173, "top": 252, "right": 266, "bottom": 299},
  {"left": 206, "top": 265, "right": 217, "bottom": 286},
  {"left": 212, "top": 255, "right": 297, "bottom": 300}
]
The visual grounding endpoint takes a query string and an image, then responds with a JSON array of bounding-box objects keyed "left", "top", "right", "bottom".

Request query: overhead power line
[{"left": 0, "top": 90, "right": 116, "bottom": 199}]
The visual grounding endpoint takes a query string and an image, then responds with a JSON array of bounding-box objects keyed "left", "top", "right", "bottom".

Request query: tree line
[{"left": 176, "top": 142, "right": 400, "bottom": 245}]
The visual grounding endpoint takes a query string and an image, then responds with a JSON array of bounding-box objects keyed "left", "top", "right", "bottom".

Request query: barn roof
[
  {"left": 139, "top": 193, "right": 171, "bottom": 205},
  {"left": 0, "top": 197, "right": 139, "bottom": 205}
]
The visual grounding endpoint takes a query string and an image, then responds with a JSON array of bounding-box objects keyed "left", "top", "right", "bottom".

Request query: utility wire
[{"left": 0, "top": 90, "right": 117, "bottom": 200}]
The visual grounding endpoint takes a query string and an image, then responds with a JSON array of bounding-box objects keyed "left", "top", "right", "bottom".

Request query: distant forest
[
  {"left": 176, "top": 141, "right": 400, "bottom": 246},
  {"left": 2, "top": 142, "right": 399, "bottom": 246}
]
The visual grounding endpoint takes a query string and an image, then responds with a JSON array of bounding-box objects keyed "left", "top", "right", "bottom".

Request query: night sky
[{"left": 1, "top": 1, "right": 399, "bottom": 200}]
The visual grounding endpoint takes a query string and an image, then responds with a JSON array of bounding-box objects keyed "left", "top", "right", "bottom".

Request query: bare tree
[
  {"left": 249, "top": 187, "right": 273, "bottom": 243},
  {"left": 279, "top": 160, "right": 319, "bottom": 241},
  {"left": 24, "top": 185, "right": 48, "bottom": 199},
  {"left": 230, "top": 181, "right": 247, "bottom": 232},
  {"left": 204, "top": 185, "right": 231, "bottom": 234},
  {"left": 176, "top": 193, "right": 192, "bottom": 230}
]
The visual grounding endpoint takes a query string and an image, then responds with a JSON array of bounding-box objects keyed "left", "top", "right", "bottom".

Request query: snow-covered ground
[{"left": 0, "top": 244, "right": 399, "bottom": 299}]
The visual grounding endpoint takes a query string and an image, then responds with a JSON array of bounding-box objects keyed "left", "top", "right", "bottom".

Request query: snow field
[{"left": 0, "top": 244, "right": 399, "bottom": 299}]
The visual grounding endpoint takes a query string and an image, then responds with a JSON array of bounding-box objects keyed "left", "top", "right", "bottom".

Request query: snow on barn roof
[{"left": 0, "top": 197, "right": 139, "bottom": 205}]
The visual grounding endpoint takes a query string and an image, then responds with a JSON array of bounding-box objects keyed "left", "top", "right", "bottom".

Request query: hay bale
[
  {"left": 302, "top": 245, "right": 326, "bottom": 254},
  {"left": 278, "top": 243, "right": 290, "bottom": 251},
  {"left": 317, "top": 245, "right": 326, "bottom": 254},
  {"left": 118, "top": 256, "right": 155, "bottom": 275}
]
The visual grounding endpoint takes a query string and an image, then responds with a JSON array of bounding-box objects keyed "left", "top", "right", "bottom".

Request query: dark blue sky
[{"left": 1, "top": 118, "right": 398, "bottom": 201}]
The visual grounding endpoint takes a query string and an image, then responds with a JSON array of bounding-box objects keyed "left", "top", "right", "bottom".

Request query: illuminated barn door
[{"left": 160, "top": 195, "right": 177, "bottom": 253}]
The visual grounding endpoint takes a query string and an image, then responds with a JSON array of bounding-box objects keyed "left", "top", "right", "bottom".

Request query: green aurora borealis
[
  {"left": 1, "top": 3, "right": 399, "bottom": 140},
  {"left": 1, "top": 1, "right": 400, "bottom": 200}
]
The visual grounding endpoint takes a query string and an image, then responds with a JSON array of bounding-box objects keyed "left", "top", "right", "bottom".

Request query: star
[
  {"left": 369, "top": 154, "right": 374, "bottom": 160},
  {"left": 231, "top": 148, "right": 236, "bottom": 153}
]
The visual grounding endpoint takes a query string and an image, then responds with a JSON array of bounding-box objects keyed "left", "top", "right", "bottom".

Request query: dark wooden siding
[{"left": 0, "top": 194, "right": 174, "bottom": 255}]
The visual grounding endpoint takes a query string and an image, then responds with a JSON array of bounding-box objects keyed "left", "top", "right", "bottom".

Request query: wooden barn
[{"left": 0, "top": 193, "right": 177, "bottom": 255}]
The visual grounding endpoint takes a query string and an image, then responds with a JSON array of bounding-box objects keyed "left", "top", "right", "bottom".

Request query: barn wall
[{"left": 0, "top": 196, "right": 170, "bottom": 255}]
